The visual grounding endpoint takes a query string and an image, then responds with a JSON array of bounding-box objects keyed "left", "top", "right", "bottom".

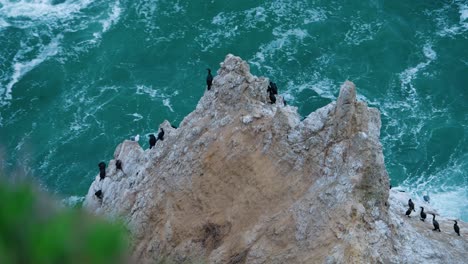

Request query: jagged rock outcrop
[{"left": 84, "top": 54, "right": 467, "bottom": 263}]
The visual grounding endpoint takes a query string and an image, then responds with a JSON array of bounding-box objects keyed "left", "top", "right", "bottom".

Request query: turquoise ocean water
[{"left": 0, "top": 0, "right": 467, "bottom": 220}]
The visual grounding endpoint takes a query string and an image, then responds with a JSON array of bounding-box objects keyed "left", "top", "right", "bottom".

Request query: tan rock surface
[{"left": 84, "top": 54, "right": 467, "bottom": 264}]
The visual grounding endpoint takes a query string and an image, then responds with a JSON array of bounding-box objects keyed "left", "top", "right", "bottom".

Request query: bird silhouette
[{"left": 206, "top": 68, "right": 213, "bottom": 90}]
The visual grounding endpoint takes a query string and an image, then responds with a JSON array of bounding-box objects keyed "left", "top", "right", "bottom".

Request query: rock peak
[
  {"left": 218, "top": 54, "right": 252, "bottom": 78},
  {"left": 84, "top": 55, "right": 468, "bottom": 264},
  {"left": 337, "top": 80, "right": 356, "bottom": 106},
  {"left": 207, "top": 54, "right": 268, "bottom": 109}
]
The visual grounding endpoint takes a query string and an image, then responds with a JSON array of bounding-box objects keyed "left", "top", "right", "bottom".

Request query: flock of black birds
[
  {"left": 94, "top": 128, "right": 165, "bottom": 200},
  {"left": 405, "top": 198, "right": 460, "bottom": 236},
  {"left": 149, "top": 128, "right": 165, "bottom": 149},
  {"left": 206, "top": 68, "right": 282, "bottom": 105},
  {"left": 94, "top": 69, "right": 284, "bottom": 200},
  {"left": 93, "top": 68, "right": 465, "bottom": 240}
]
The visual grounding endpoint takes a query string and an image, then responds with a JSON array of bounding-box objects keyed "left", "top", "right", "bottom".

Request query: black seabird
[
  {"left": 431, "top": 214, "right": 441, "bottom": 232},
  {"left": 267, "top": 81, "right": 278, "bottom": 95},
  {"left": 419, "top": 206, "right": 426, "bottom": 222},
  {"left": 95, "top": 190, "right": 103, "bottom": 199},
  {"left": 269, "top": 92, "right": 276, "bottom": 104},
  {"left": 206, "top": 68, "right": 213, "bottom": 90},
  {"left": 149, "top": 134, "right": 156, "bottom": 149},
  {"left": 405, "top": 207, "right": 412, "bottom": 217},
  {"left": 408, "top": 199, "right": 415, "bottom": 212},
  {"left": 98, "top": 162, "right": 106, "bottom": 180},
  {"left": 116, "top": 159, "right": 123, "bottom": 171},
  {"left": 157, "top": 128, "right": 165, "bottom": 141},
  {"left": 453, "top": 220, "right": 460, "bottom": 236}
]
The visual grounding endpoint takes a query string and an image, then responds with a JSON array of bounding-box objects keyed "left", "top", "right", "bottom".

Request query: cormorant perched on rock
[
  {"left": 98, "top": 162, "right": 106, "bottom": 180},
  {"left": 269, "top": 92, "right": 276, "bottom": 104},
  {"left": 157, "top": 128, "right": 165, "bottom": 141},
  {"left": 405, "top": 207, "right": 412, "bottom": 217},
  {"left": 116, "top": 159, "right": 123, "bottom": 171},
  {"left": 95, "top": 190, "right": 103, "bottom": 199},
  {"left": 408, "top": 199, "right": 415, "bottom": 212},
  {"left": 149, "top": 134, "right": 156, "bottom": 149},
  {"left": 453, "top": 220, "right": 460, "bottom": 236},
  {"left": 420, "top": 207, "right": 426, "bottom": 222},
  {"left": 267, "top": 81, "right": 278, "bottom": 95},
  {"left": 206, "top": 68, "right": 213, "bottom": 90},
  {"left": 431, "top": 214, "right": 441, "bottom": 232}
]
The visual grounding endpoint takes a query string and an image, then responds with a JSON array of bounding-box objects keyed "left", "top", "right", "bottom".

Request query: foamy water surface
[{"left": 0, "top": 0, "right": 466, "bottom": 220}]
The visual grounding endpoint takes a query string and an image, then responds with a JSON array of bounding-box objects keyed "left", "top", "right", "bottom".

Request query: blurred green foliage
[{"left": 0, "top": 183, "right": 128, "bottom": 264}]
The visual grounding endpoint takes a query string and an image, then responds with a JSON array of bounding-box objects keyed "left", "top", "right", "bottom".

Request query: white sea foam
[
  {"left": 212, "top": 12, "right": 226, "bottom": 25},
  {"left": 62, "top": 195, "right": 85, "bottom": 207},
  {"left": 127, "top": 113, "right": 143, "bottom": 122},
  {"left": 134, "top": 0, "right": 158, "bottom": 20},
  {"left": 14, "top": 126, "right": 34, "bottom": 151},
  {"left": 294, "top": 78, "right": 336, "bottom": 100},
  {"left": 422, "top": 43, "right": 437, "bottom": 60},
  {"left": 303, "top": 9, "right": 327, "bottom": 24},
  {"left": 270, "top": 0, "right": 297, "bottom": 19},
  {"left": 101, "top": 2, "right": 121, "bottom": 33},
  {"left": 315, "top": 53, "right": 334, "bottom": 66},
  {"left": 84, "top": 1, "right": 123, "bottom": 49},
  {"left": 0, "top": 17, "right": 9, "bottom": 30},
  {"left": 0, "top": 0, "right": 116, "bottom": 104},
  {"left": 162, "top": 98, "right": 174, "bottom": 112},
  {"left": 273, "top": 27, "right": 309, "bottom": 40},
  {"left": 0, "top": 0, "right": 93, "bottom": 20},
  {"left": 135, "top": 84, "right": 178, "bottom": 112},
  {"left": 131, "top": 0, "right": 159, "bottom": 33},
  {"left": 344, "top": 19, "right": 383, "bottom": 46},
  {"left": 402, "top": 174, "right": 468, "bottom": 220},
  {"left": 65, "top": 86, "right": 119, "bottom": 138},
  {"left": 460, "top": 3, "right": 468, "bottom": 21},
  {"left": 3, "top": 34, "right": 62, "bottom": 102},
  {"left": 245, "top": 6, "right": 267, "bottom": 25},
  {"left": 396, "top": 138, "right": 468, "bottom": 221},
  {"left": 195, "top": 11, "right": 240, "bottom": 52},
  {"left": 399, "top": 61, "right": 428, "bottom": 92},
  {"left": 196, "top": 1, "right": 327, "bottom": 53},
  {"left": 249, "top": 26, "right": 309, "bottom": 66},
  {"left": 38, "top": 142, "right": 64, "bottom": 176},
  {"left": 428, "top": 189, "right": 467, "bottom": 220},
  {"left": 136, "top": 84, "right": 160, "bottom": 98},
  {"left": 0, "top": 0, "right": 121, "bottom": 87},
  {"left": 69, "top": 112, "right": 90, "bottom": 132},
  {"left": 398, "top": 43, "right": 437, "bottom": 101},
  {"left": 434, "top": 1, "right": 468, "bottom": 37}
]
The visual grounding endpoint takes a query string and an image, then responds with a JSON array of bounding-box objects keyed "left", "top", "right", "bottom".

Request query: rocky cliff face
[{"left": 84, "top": 55, "right": 467, "bottom": 263}]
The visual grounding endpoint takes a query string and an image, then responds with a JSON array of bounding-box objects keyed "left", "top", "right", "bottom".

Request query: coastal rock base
[{"left": 84, "top": 55, "right": 467, "bottom": 263}]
